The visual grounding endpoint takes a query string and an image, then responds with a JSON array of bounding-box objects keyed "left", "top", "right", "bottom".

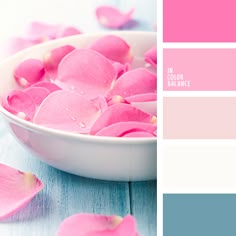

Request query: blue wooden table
[{"left": 0, "top": 0, "right": 157, "bottom": 235}]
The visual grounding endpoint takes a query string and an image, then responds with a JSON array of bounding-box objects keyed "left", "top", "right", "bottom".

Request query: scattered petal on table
[
  {"left": 24, "top": 87, "right": 51, "bottom": 106},
  {"left": 32, "top": 81, "right": 62, "bottom": 93},
  {"left": 58, "top": 26, "right": 82, "bottom": 37},
  {"left": 25, "top": 21, "right": 62, "bottom": 41},
  {"left": 108, "top": 68, "right": 157, "bottom": 98},
  {"left": 44, "top": 45, "right": 75, "bottom": 80},
  {"left": 5, "top": 37, "right": 36, "bottom": 56},
  {"left": 56, "top": 49, "right": 116, "bottom": 99},
  {"left": 33, "top": 90, "right": 102, "bottom": 133},
  {"left": 95, "top": 121, "right": 157, "bottom": 137},
  {"left": 14, "top": 59, "right": 45, "bottom": 87},
  {"left": 88, "top": 35, "right": 133, "bottom": 64},
  {"left": 57, "top": 214, "right": 139, "bottom": 236},
  {"left": 144, "top": 46, "right": 157, "bottom": 68},
  {"left": 2, "top": 90, "right": 36, "bottom": 120},
  {"left": 26, "top": 22, "right": 81, "bottom": 40},
  {"left": 0, "top": 164, "right": 44, "bottom": 220},
  {"left": 90, "top": 103, "right": 156, "bottom": 135},
  {"left": 96, "top": 6, "right": 135, "bottom": 29}
]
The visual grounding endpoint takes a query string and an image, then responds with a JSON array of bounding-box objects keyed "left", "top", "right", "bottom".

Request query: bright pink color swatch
[
  {"left": 164, "top": 97, "right": 236, "bottom": 139},
  {"left": 163, "top": 0, "right": 236, "bottom": 42},
  {"left": 163, "top": 49, "right": 236, "bottom": 91}
]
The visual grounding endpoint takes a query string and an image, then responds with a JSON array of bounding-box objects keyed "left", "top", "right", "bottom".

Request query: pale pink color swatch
[
  {"left": 163, "top": 97, "right": 236, "bottom": 139},
  {"left": 163, "top": 49, "right": 236, "bottom": 91},
  {"left": 163, "top": 0, "right": 236, "bottom": 42}
]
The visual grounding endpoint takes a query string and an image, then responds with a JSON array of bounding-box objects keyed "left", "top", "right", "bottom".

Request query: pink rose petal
[
  {"left": 24, "top": 87, "right": 50, "bottom": 106},
  {"left": 57, "top": 214, "right": 139, "bottom": 236},
  {"left": 33, "top": 90, "right": 102, "bottom": 133},
  {"left": 0, "top": 164, "right": 44, "bottom": 220},
  {"left": 44, "top": 45, "right": 75, "bottom": 80},
  {"left": 2, "top": 90, "right": 36, "bottom": 120},
  {"left": 25, "top": 21, "right": 62, "bottom": 41},
  {"left": 122, "top": 130, "right": 156, "bottom": 138},
  {"left": 5, "top": 37, "right": 36, "bottom": 55},
  {"left": 58, "top": 26, "right": 82, "bottom": 37},
  {"left": 88, "top": 35, "right": 133, "bottom": 64},
  {"left": 95, "top": 121, "right": 157, "bottom": 137},
  {"left": 130, "top": 101, "right": 157, "bottom": 116},
  {"left": 111, "top": 61, "right": 130, "bottom": 79},
  {"left": 96, "top": 6, "right": 135, "bottom": 29},
  {"left": 90, "top": 103, "right": 156, "bottom": 135},
  {"left": 125, "top": 93, "right": 157, "bottom": 102},
  {"left": 144, "top": 46, "right": 157, "bottom": 67},
  {"left": 32, "top": 81, "right": 62, "bottom": 93},
  {"left": 108, "top": 68, "right": 157, "bottom": 98},
  {"left": 106, "top": 95, "right": 129, "bottom": 106},
  {"left": 14, "top": 59, "right": 45, "bottom": 87},
  {"left": 125, "top": 94, "right": 157, "bottom": 115},
  {"left": 56, "top": 49, "right": 116, "bottom": 99}
]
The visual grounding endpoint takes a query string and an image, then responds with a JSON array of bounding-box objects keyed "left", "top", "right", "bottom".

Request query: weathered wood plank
[{"left": 130, "top": 181, "right": 157, "bottom": 236}]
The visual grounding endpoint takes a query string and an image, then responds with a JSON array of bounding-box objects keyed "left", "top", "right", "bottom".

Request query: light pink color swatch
[
  {"left": 163, "top": 49, "right": 236, "bottom": 91},
  {"left": 163, "top": 0, "right": 236, "bottom": 42},
  {"left": 164, "top": 97, "right": 236, "bottom": 139}
]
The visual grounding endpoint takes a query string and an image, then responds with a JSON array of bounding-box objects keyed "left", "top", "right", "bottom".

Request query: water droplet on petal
[
  {"left": 70, "top": 85, "right": 75, "bottom": 90},
  {"left": 71, "top": 116, "right": 76, "bottom": 121},
  {"left": 19, "top": 78, "right": 30, "bottom": 87},
  {"left": 17, "top": 112, "right": 27, "bottom": 119},
  {"left": 79, "top": 122, "right": 86, "bottom": 128},
  {"left": 65, "top": 107, "right": 69, "bottom": 112}
]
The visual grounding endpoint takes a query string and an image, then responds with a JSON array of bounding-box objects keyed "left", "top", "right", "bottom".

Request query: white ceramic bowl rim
[{"left": 0, "top": 31, "right": 157, "bottom": 145}]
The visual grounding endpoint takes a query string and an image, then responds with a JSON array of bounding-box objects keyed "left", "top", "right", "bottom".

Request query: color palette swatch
[
  {"left": 164, "top": 49, "right": 236, "bottom": 91},
  {"left": 164, "top": 194, "right": 236, "bottom": 236},
  {"left": 163, "top": 0, "right": 236, "bottom": 42},
  {"left": 163, "top": 97, "right": 236, "bottom": 139},
  {"left": 162, "top": 1, "right": 236, "bottom": 234}
]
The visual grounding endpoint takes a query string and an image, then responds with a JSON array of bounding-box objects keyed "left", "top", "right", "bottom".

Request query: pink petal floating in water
[
  {"left": 14, "top": 59, "right": 45, "bottom": 87},
  {"left": 44, "top": 45, "right": 75, "bottom": 80},
  {"left": 96, "top": 6, "right": 135, "bottom": 29},
  {"left": 125, "top": 93, "right": 157, "bottom": 115},
  {"left": 33, "top": 90, "right": 102, "bottom": 133},
  {"left": 90, "top": 103, "right": 156, "bottom": 135},
  {"left": 122, "top": 130, "right": 156, "bottom": 138},
  {"left": 125, "top": 93, "right": 157, "bottom": 102},
  {"left": 95, "top": 121, "right": 157, "bottom": 137},
  {"left": 57, "top": 214, "right": 139, "bottom": 236},
  {"left": 24, "top": 87, "right": 50, "bottom": 106},
  {"left": 32, "top": 81, "right": 62, "bottom": 93},
  {"left": 108, "top": 68, "right": 157, "bottom": 98},
  {"left": 111, "top": 61, "right": 130, "bottom": 79},
  {"left": 88, "top": 35, "right": 133, "bottom": 64},
  {"left": 144, "top": 46, "right": 157, "bottom": 67},
  {"left": 106, "top": 95, "right": 129, "bottom": 106},
  {"left": 2, "top": 90, "right": 36, "bottom": 120},
  {"left": 56, "top": 49, "right": 116, "bottom": 99},
  {"left": 0, "top": 164, "right": 44, "bottom": 220}
]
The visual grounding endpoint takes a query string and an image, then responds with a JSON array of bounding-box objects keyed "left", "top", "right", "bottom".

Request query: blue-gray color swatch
[{"left": 164, "top": 194, "right": 236, "bottom": 236}]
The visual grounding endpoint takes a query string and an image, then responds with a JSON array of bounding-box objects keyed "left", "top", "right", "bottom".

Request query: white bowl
[{"left": 0, "top": 31, "right": 157, "bottom": 181}]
